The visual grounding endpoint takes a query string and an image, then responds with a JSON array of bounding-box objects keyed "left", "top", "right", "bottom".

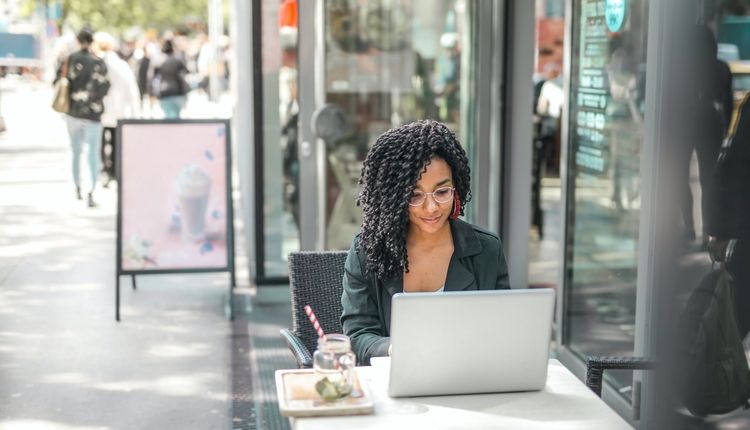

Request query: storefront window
[
  {"left": 259, "top": 0, "right": 301, "bottom": 277},
  {"left": 564, "top": 0, "right": 649, "bottom": 398},
  {"left": 529, "top": 0, "right": 565, "bottom": 290},
  {"left": 320, "top": 0, "right": 476, "bottom": 249}
]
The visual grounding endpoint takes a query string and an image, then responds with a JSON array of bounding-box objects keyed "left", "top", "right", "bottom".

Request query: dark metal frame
[
  {"left": 250, "top": 0, "right": 290, "bottom": 286},
  {"left": 251, "top": 0, "right": 267, "bottom": 282},
  {"left": 115, "top": 118, "right": 236, "bottom": 321},
  {"left": 586, "top": 356, "right": 655, "bottom": 398},
  {"left": 556, "top": 0, "right": 644, "bottom": 423},
  {"left": 250, "top": 0, "right": 297, "bottom": 285}
]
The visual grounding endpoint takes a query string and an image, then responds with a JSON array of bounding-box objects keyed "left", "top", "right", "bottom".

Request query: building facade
[{"left": 230, "top": 0, "right": 750, "bottom": 427}]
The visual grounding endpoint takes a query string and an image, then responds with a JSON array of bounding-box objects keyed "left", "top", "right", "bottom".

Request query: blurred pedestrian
[
  {"left": 196, "top": 32, "right": 211, "bottom": 94},
  {"left": 55, "top": 27, "right": 110, "bottom": 207},
  {"left": 435, "top": 32, "right": 461, "bottom": 124},
  {"left": 134, "top": 39, "right": 151, "bottom": 100},
  {"left": 153, "top": 39, "right": 189, "bottom": 119},
  {"left": 706, "top": 92, "right": 750, "bottom": 336},
  {"left": 94, "top": 32, "right": 141, "bottom": 187},
  {"left": 133, "top": 35, "right": 163, "bottom": 117},
  {"left": 678, "top": 26, "right": 733, "bottom": 244}
]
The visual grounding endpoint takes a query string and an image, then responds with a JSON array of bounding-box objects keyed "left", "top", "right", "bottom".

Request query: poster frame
[{"left": 114, "top": 118, "right": 235, "bottom": 320}]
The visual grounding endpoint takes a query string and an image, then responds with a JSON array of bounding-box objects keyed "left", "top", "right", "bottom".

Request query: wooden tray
[{"left": 275, "top": 368, "right": 375, "bottom": 417}]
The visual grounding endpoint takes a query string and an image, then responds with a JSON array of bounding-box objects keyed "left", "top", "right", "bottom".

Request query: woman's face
[{"left": 408, "top": 157, "right": 454, "bottom": 236}]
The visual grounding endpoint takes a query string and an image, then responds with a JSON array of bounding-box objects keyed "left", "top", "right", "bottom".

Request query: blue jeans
[
  {"left": 65, "top": 116, "right": 102, "bottom": 192},
  {"left": 160, "top": 96, "right": 186, "bottom": 119}
]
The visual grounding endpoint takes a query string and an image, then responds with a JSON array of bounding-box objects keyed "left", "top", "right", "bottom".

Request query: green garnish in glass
[{"left": 315, "top": 377, "right": 351, "bottom": 401}]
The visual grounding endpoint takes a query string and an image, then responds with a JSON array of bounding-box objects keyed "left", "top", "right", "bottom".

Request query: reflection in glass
[
  {"left": 322, "top": 0, "right": 475, "bottom": 249},
  {"left": 261, "top": 0, "right": 301, "bottom": 277},
  {"left": 669, "top": 8, "right": 750, "bottom": 426},
  {"left": 564, "top": 0, "right": 649, "bottom": 398},
  {"left": 529, "top": 0, "right": 564, "bottom": 291}
]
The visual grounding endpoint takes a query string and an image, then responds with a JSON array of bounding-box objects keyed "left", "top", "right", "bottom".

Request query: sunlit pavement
[{"left": 0, "top": 78, "right": 252, "bottom": 429}]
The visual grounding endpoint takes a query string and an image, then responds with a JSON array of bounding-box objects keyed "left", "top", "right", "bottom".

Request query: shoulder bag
[{"left": 52, "top": 58, "right": 70, "bottom": 113}]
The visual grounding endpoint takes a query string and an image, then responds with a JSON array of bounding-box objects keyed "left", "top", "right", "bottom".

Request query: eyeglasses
[{"left": 408, "top": 186, "right": 455, "bottom": 207}]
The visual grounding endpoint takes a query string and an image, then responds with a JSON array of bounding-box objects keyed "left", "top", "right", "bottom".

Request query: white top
[
  {"left": 290, "top": 358, "right": 632, "bottom": 430},
  {"left": 100, "top": 51, "right": 141, "bottom": 127},
  {"left": 404, "top": 285, "right": 444, "bottom": 293},
  {"left": 537, "top": 76, "right": 564, "bottom": 118}
]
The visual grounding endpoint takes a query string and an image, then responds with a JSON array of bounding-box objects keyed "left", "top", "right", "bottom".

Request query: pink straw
[
  {"left": 304, "top": 304, "right": 343, "bottom": 371},
  {"left": 304, "top": 305, "right": 326, "bottom": 339}
]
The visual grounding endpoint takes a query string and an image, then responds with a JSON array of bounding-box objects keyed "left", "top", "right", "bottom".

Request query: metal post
[
  {"left": 227, "top": 291, "right": 235, "bottom": 320},
  {"left": 228, "top": 269, "right": 236, "bottom": 320},
  {"left": 298, "top": 0, "right": 327, "bottom": 251},
  {"left": 0, "top": 87, "right": 5, "bottom": 133},
  {"left": 116, "top": 275, "right": 120, "bottom": 321}
]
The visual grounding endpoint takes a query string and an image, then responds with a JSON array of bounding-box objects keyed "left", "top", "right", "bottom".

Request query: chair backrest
[{"left": 288, "top": 251, "right": 349, "bottom": 356}]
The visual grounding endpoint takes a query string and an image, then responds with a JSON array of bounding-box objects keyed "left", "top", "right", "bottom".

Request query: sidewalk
[{"left": 0, "top": 79, "right": 258, "bottom": 430}]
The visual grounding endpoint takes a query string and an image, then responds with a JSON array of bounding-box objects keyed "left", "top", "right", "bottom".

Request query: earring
[{"left": 450, "top": 191, "right": 461, "bottom": 220}]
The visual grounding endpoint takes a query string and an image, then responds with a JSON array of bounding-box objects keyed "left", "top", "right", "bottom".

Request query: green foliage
[
  {"left": 18, "top": 0, "right": 37, "bottom": 19},
  {"left": 26, "top": 0, "right": 211, "bottom": 35}
]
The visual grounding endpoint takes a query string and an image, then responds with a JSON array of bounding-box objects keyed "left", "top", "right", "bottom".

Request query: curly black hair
[{"left": 357, "top": 120, "right": 471, "bottom": 281}]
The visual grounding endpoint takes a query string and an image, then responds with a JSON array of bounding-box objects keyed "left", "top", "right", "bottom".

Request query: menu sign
[
  {"left": 117, "top": 120, "right": 234, "bottom": 273},
  {"left": 573, "top": 0, "right": 610, "bottom": 175}
]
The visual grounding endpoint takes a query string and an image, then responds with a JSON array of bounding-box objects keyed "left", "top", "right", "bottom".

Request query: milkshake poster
[{"left": 119, "top": 122, "right": 230, "bottom": 271}]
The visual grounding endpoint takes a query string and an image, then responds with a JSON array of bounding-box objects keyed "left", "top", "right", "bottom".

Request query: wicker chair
[
  {"left": 586, "top": 356, "right": 655, "bottom": 397},
  {"left": 280, "top": 251, "right": 349, "bottom": 368}
]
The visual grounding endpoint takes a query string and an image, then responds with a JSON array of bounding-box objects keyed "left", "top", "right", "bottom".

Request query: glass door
[
  {"left": 254, "top": 0, "right": 302, "bottom": 280},
  {"left": 561, "top": 0, "right": 650, "bottom": 400},
  {"left": 297, "top": 0, "right": 484, "bottom": 251}
]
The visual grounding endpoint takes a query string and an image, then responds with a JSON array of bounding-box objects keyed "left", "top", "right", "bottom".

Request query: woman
[
  {"left": 56, "top": 27, "right": 110, "bottom": 207},
  {"left": 153, "top": 39, "right": 189, "bottom": 119},
  {"left": 94, "top": 32, "right": 141, "bottom": 187},
  {"left": 341, "top": 120, "right": 511, "bottom": 365}
]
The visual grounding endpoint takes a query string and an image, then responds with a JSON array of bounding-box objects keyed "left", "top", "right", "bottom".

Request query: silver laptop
[{"left": 387, "top": 288, "right": 555, "bottom": 397}]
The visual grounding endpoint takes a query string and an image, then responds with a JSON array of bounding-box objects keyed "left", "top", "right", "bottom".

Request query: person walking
[
  {"left": 153, "top": 39, "right": 189, "bottom": 119},
  {"left": 56, "top": 27, "right": 110, "bottom": 207},
  {"left": 706, "top": 92, "right": 750, "bottom": 337},
  {"left": 678, "top": 26, "right": 733, "bottom": 244},
  {"left": 94, "top": 32, "right": 140, "bottom": 187}
]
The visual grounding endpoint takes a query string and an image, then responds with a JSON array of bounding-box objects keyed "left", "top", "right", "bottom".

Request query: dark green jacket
[{"left": 340, "top": 219, "right": 511, "bottom": 365}]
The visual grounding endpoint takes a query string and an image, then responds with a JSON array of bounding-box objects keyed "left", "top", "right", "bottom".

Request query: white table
[{"left": 290, "top": 358, "right": 633, "bottom": 430}]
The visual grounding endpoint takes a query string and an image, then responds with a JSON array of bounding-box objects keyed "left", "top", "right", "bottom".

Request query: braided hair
[{"left": 357, "top": 120, "right": 471, "bottom": 281}]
